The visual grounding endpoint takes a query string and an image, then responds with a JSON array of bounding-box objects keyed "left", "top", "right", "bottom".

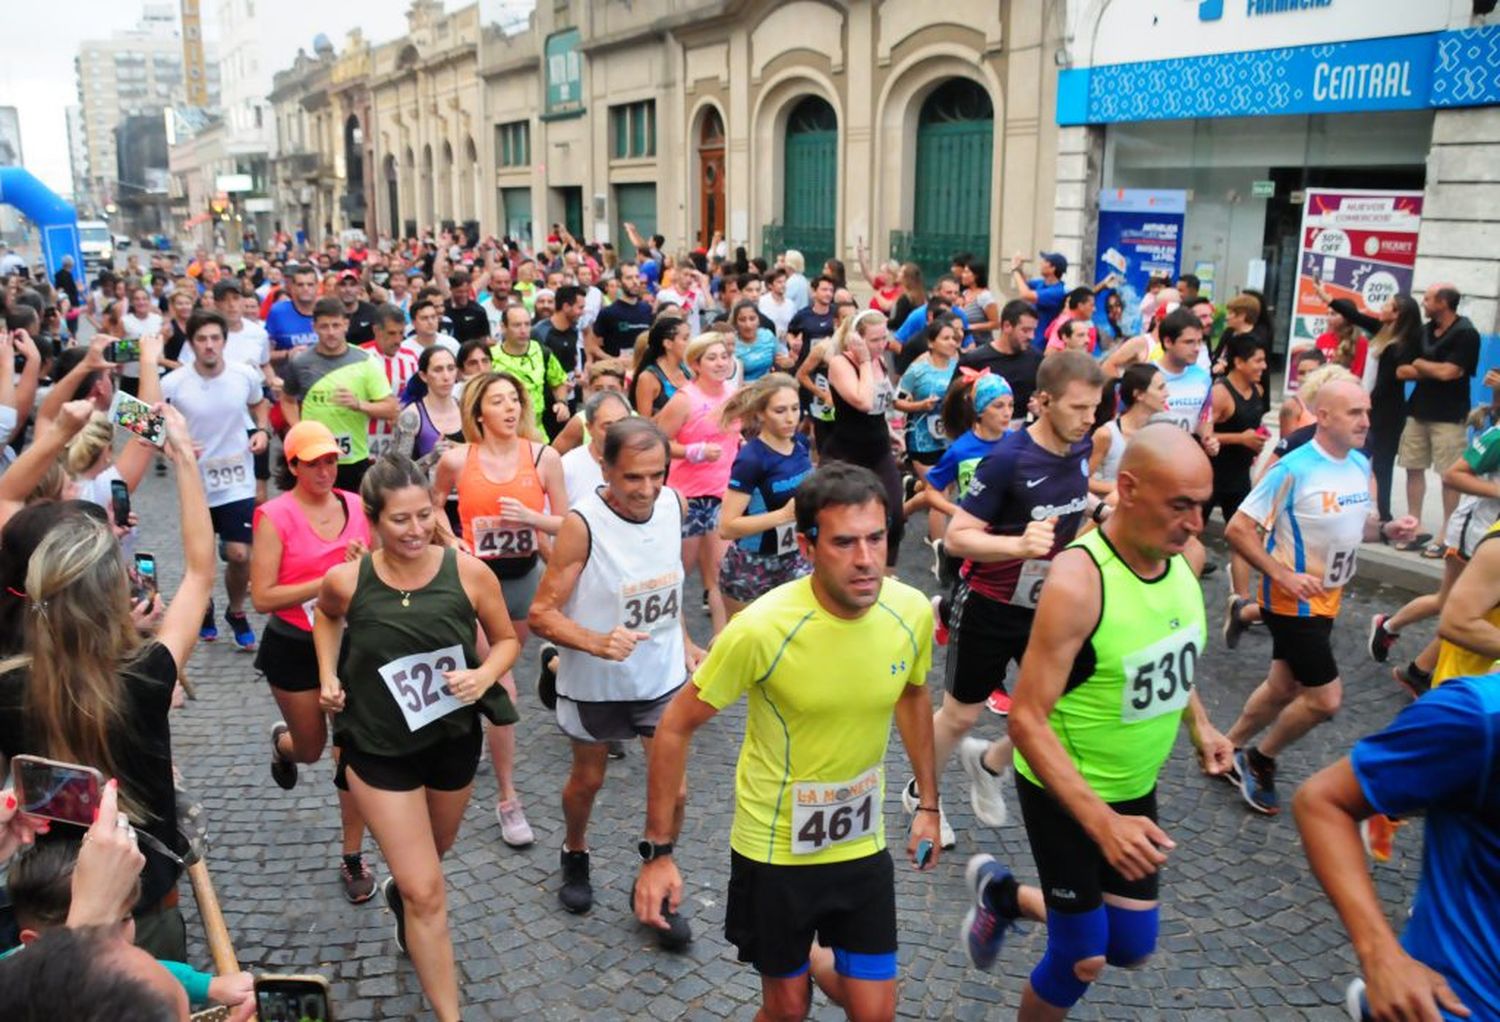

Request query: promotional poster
[
  {"left": 1094, "top": 189, "right": 1186, "bottom": 336},
  {"left": 1287, "top": 188, "right": 1424, "bottom": 392}
]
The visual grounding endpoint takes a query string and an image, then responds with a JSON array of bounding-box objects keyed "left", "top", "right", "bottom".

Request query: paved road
[{"left": 135, "top": 469, "right": 1435, "bottom": 1020}]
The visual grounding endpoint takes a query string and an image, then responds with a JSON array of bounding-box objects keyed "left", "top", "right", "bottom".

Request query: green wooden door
[
  {"left": 614, "top": 183, "right": 657, "bottom": 261},
  {"left": 911, "top": 79, "right": 994, "bottom": 279},
  {"left": 780, "top": 96, "right": 837, "bottom": 269},
  {"left": 560, "top": 187, "right": 584, "bottom": 239}
]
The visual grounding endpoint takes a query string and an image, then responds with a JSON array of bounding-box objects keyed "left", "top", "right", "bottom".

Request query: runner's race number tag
[
  {"left": 1120, "top": 627, "right": 1200, "bottom": 723},
  {"left": 1007, "top": 559, "right": 1050, "bottom": 609},
  {"left": 334, "top": 434, "right": 354, "bottom": 458},
  {"left": 774, "top": 521, "right": 799, "bottom": 555},
  {"left": 367, "top": 431, "right": 394, "bottom": 458},
  {"left": 791, "top": 765, "right": 881, "bottom": 855},
  {"left": 200, "top": 454, "right": 249, "bottom": 498},
  {"left": 1323, "top": 546, "right": 1358, "bottom": 588},
  {"left": 619, "top": 572, "right": 682, "bottom": 633},
  {"left": 378, "top": 644, "right": 466, "bottom": 731},
  {"left": 472, "top": 516, "right": 536, "bottom": 559}
]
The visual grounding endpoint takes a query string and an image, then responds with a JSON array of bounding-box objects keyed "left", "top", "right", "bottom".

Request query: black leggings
[
  {"left": 820, "top": 444, "right": 905, "bottom": 568},
  {"left": 1365, "top": 414, "right": 1403, "bottom": 522}
]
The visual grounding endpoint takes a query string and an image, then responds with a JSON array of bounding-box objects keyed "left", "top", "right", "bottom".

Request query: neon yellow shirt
[
  {"left": 692, "top": 575, "right": 933, "bottom": 866},
  {"left": 282, "top": 347, "right": 392, "bottom": 464}
]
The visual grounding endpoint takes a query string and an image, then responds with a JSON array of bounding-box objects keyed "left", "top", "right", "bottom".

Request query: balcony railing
[
  {"left": 281, "top": 151, "right": 326, "bottom": 179},
  {"left": 889, "top": 230, "right": 991, "bottom": 284},
  {"left": 761, "top": 224, "right": 834, "bottom": 276}
]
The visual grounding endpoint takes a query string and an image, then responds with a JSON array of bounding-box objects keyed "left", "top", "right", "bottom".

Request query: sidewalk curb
[{"left": 1201, "top": 522, "right": 1441, "bottom": 595}]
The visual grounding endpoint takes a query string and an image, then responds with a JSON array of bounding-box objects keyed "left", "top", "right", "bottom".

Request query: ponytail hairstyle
[
  {"left": 632, "top": 315, "right": 686, "bottom": 381},
  {"left": 359, "top": 451, "right": 433, "bottom": 524},
  {"left": 0, "top": 514, "right": 151, "bottom": 820},
  {"left": 718, "top": 372, "right": 799, "bottom": 430},
  {"left": 941, "top": 369, "right": 1013, "bottom": 439},
  {"left": 1118, "top": 362, "right": 1161, "bottom": 410},
  {"left": 833, "top": 308, "right": 887, "bottom": 354},
  {"left": 64, "top": 414, "right": 114, "bottom": 476}
]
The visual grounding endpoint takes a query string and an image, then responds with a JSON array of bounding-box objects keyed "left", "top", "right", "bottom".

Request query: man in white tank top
[{"left": 528, "top": 418, "right": 706, "bottom": 949}]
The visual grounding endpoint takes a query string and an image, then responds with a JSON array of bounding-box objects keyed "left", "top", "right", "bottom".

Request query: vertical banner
[
  {"left": 1095, "top": 189, "right": 1186, "bottom": 336},
  {"left": 1287, "top": 189, "right": 1423, "bottom": 392}
]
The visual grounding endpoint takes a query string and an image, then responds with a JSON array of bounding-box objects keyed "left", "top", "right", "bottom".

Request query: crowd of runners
[{"left": 0, "top": 229, "right": 1492, "bottom": 1022}]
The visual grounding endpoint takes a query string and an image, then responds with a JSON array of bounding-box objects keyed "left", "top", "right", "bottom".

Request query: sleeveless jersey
[
  {"left": 412, "top": 398, "right": 464, "bottom": 460},
  {"left": 1212, "top": 378, "right": 1268, "bottom": 484},
  {"left": 457, "top": 441, "right": 546, "bottom": 576},
  {"left": 253, "top": 490, "right": 371, "bottom": 630},
  {"left": 557, "top": 486, "right": 685, "bottom": 702},
  {"left": 1014, "top": 527, "right": 1206, "bottom": 802},
  {"left": 1434, "top": 521, "right": 1500, "bottom": 686},
  {"left": 335, "top": 548, "right": 514, "bottom": 757},
  {"left": 667, "top": 381, "right": 741, "bottom": 498},
  {"left": 1094, "top": 419, "right": 1127, "bottom": 485}
]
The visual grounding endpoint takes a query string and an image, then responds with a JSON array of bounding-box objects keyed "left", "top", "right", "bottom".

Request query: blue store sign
[{"left": 1058, "top": 26, "right": 1500, "bottom": 125}]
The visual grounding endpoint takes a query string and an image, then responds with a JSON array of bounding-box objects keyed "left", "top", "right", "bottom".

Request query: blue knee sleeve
[
  {"left": 1104, "top": 903, "right": 1158, "bottom": 967},
  {"left": 1030, "top": 907, "right": 1108, "bottom": 1009}
]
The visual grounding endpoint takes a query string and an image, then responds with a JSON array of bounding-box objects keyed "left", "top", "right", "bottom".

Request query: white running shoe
[
  {"left": 959, "top": 737, "right": 1008, "bottom": 827},
  {"left": 900, "top": 778, "right": 955, "bottom": 847},
  {"left": 497, "top": 798, "right": 535, "bottom": 848},
  {"left": 1344, "top": 978, "right": 1367, "bottom": 1021}
]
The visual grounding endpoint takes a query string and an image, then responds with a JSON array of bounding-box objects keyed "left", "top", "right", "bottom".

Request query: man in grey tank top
[{"left": 529, "top": 418, "right": 706, "bottom": 950}]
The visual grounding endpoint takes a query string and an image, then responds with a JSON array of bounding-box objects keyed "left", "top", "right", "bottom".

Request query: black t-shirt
[
  {"left": 0, "top": 643, "right": 185, "bottom": 911},
  {"left": 447, "top": 299, "right": 491, "bottom": 344},
  {"left": 787, "top": 306, "right": 836, "bottom": 372},
  {"left": 533, "top": 320, "right": 581, "bottom": 375},
  {"left": 1410, "top": 316, "right": 1480, "bottom": 424},
  {"left": 344, "top": 300, "right": 379, "bottom": 346},
  {"left": 592, "top": 299, "right": 653, "bottom": 358},
  {"left": 952, "top": 342, "right": 1043, "bottom": 413}
]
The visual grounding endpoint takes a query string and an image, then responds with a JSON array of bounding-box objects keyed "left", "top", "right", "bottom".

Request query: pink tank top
[
  {"left": 254, "top": 489, "right": 372, "bottom": 630},
  {"left": 667, "top": 381, "right": 741, "bottom": 498}
]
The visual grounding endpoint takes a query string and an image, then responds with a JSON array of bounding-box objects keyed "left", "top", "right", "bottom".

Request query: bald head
[
  {"left": 1313, "top": 378, "right": 1371, "bottom": 454},
  {"left": 1114, "top": 424, "right": 1213, "bottom": 560},
  {"left": 1312, "top": 378, "right": 1366, "bottom": 414},
  {"left": 1120, "top": 423, "right": 1211, "bottom": 489}
]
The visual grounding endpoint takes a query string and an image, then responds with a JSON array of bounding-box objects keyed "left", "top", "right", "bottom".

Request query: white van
[{"left": 78, "top": 220, "right": 113, "bottom": 269}]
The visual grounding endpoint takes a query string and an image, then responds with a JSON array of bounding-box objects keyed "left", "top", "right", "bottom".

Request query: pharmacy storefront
[{"left": 1056, "top": 0, "right": 1500, "bottom": 365}]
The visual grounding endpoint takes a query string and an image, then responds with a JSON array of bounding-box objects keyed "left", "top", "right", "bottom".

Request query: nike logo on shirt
[{"left": 1025, "top": 477, "right": 1048, "bottom": 488}]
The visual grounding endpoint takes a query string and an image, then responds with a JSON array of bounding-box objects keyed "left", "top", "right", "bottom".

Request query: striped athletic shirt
[{"left": 1238, "top": 438, "right": 1372, "bottom": 618}]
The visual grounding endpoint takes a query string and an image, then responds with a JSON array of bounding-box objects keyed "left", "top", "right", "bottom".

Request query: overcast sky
[{"left": 1, "top": 1, "right": 531, "bottom": 199}]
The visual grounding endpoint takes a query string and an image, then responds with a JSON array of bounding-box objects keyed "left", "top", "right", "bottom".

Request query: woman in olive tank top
[{"left": 313, "top": 455, "right": 520, "bottom": 1022}]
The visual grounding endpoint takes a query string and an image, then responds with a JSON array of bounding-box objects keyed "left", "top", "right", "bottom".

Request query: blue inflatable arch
[{"left": 0, "top": 168, "right": 84, "bottom": 281}]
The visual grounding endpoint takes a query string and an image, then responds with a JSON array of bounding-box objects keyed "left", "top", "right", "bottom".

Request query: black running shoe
[
  {"left": 1368, "top": 614, "right": 1398, "bottom": 664},
  {"left": 382, "top": 876, "right": 406, "bottom": 953},
  {"left": 632, "top": 880, "right": 692, "bottom": 952},
  {"left": 270, "top": 722, "right": 297, "bottom": 790},
  {"left": 559, "top": 848, "right": 593, "bottom": 914}
]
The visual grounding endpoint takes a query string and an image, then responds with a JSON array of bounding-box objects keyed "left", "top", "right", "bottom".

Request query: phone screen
[
  {"left": 105, "top": 338, "right": 141, "bottom": 363},
  {"left": 133, "top": 553, "right": 158, "bottom": 600},
  {"left": 111, "top": 479, "right": 131, "bottom": 527},
  {"left": 254, "top": 981, "right": 331, "bottom": 1022},
  {"left": 109, "top": 392, "right": 167, "bottom": 448},
  {"left": 14, "top": 757, "right": 103, "bottom": 827}
]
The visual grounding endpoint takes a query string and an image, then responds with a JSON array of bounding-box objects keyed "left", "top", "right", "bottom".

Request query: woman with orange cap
[{"left": 248, "top": 419, "right": 378, "bottom": 904}]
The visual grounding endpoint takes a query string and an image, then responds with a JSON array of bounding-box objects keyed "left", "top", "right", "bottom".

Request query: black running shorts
[
  {"left": 724, "top": 849, "right": 897, "bottom": 978},
  {"left": 1016, "top": 773, "right": 1159, "bottom": 913},
  {"left": 1261, "top": 609, "right": 1339, "bottom": 687},
  {"left": 944, "top": 580, "right": 1034, "bottom": 704}
]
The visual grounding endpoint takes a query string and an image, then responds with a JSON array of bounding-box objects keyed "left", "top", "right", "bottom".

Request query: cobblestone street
[{"left": 138, "top": 470, "right": 1433, "bottom": 1020}]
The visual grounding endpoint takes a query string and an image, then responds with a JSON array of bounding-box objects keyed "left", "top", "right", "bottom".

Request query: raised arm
[{"left": 153, "top": 406, "right": 215, "bottom": 669}]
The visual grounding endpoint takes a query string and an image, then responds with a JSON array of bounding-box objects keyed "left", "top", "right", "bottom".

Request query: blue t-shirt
[
  {"left": 927, "top": 429, "right": 1003, "bottom": 497},
  {"left": 1350, "top": 675, "right": 1500, "bottom": 1019},
  {"left": 1027, "top": 279, "right": 1067, "bottom": 345},
  {"left": 734, "top": 329, "right": 780, "bottom": 384},
  {"left": 895, "top": 305, "right": 971, "bottom": 346},
  {"left": 265, "top": 300, "right": 316, "bottom": 352},
  {"left": 899, "top": 358, "right": 956, "bottom": 455},
  {"left": 728, "top": 434, "right": 814, "bottom": 555}
]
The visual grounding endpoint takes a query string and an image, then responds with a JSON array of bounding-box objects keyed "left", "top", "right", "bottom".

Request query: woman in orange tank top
[{"left": 433, "top": 371, "right": 568, "bottom": 849}]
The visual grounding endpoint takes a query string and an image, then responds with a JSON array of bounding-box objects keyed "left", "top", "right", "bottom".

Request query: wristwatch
[{"left": 637, "top": 839, "right": 674, "bottom": 862}]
